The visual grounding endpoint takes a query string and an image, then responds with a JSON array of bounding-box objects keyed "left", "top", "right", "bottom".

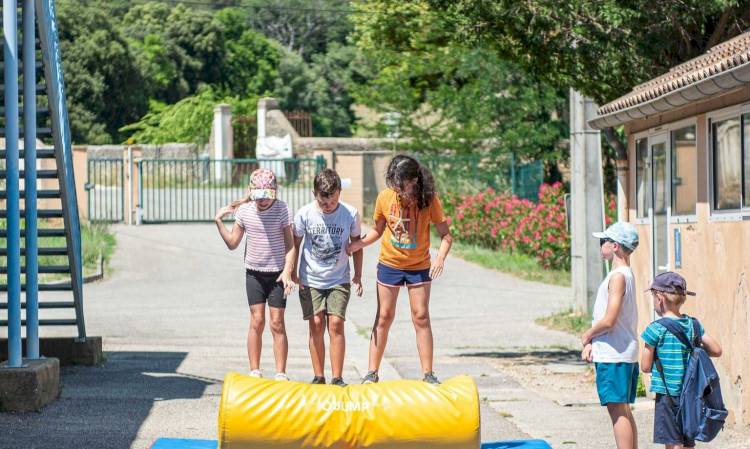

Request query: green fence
[
  {"left": 86, "top": 158, "right": 125, "bottom": 223},
  {"left": 136, "top": 157, "right": 326, "bottom": 223},
  {"left": 416, "top": 153, "right": 544, "bottom": 201}
]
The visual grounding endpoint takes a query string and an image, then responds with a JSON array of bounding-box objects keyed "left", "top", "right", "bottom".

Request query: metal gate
[
  {"left": 136, "top": 157, "right": 326, "bottom": 223},
  {"left": 86, "top": 158, "right": 124, "bottom": 223}
]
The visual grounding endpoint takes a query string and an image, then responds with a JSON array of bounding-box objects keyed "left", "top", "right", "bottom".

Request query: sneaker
[
  {"left": 249, "top": 369, "right": 263, "bottom": 378},
  {"left": 361, "top": 371, "right": 379, "bottom": 384},
  {"left": 423, "top": 371, "right": 440, "bottom": 384},
  {"left": 274, "top": 372, "right": 290, "bottom": 381},
  {"left": 331, "top": 377, "right": 347, "bottom": 387},
  {"left": 311, "top": 376, "right": 326, "bottom": 385}
]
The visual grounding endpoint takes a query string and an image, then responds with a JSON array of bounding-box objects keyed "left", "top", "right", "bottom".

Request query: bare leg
[
  {"left": 308, "top": 312, "right": 326, "bottom": 377},
  {"left": 247, "top": 304, "right": 265, "bottom": 370},
  {"left": 606, "top": 403, "right": 638, "bottom": 449},
  {"left": 268, "top": 306, "right": 288, "bottom": 374},
  {"left": 407, "top": 283, "right": 433, "bottom": 374},
  {"left": 368, "top": 283, "right": 399, "bottom": 372},
  {"left": 328, "top": 315, "right": 345, "bottom": 378}
]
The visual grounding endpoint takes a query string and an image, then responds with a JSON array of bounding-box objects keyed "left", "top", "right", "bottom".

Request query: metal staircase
[{"left": 1, "top": 0, "right": 85, "bottom": 357}]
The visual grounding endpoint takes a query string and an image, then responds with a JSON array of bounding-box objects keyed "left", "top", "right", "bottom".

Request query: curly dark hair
[{"left": 385, "top": 154, "right": 436, "bottom": 209}]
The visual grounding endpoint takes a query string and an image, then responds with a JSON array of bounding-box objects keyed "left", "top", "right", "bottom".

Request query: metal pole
[
  {"left": 4, "top": 0, "right": 23, "bottom": 367},
  {"left": 23, "top": 0, "right": 39, "bottom": 359}
]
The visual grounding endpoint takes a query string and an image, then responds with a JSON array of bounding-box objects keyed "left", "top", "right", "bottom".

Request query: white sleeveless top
[{"left": 591, "top": 266, "right": 638, "bottom": 363}]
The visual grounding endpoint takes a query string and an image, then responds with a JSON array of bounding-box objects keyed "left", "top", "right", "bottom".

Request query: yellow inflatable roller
[{"left": 218, "top": 372, "right": 480, "bottom": 449}]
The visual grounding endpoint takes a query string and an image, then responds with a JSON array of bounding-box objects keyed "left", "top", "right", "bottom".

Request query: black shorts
[
  {"left": 654, "top": 393, "right": 695, "bottom": 447},
  {"left": 245, "top": 269, "right": 286, "bottom": 308}
]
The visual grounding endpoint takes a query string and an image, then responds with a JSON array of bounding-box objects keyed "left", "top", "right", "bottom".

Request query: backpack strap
[
  {"left": 689, "top": 316, "right": 702, "bottom": 348},
  {"left": 656, "top": 318, "right": 693, "bottom": 350}
]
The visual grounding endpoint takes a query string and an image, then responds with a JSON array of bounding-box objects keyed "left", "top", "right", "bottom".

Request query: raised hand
[{"left": 214, "top": 205, "right": 235, "bottom": 222}]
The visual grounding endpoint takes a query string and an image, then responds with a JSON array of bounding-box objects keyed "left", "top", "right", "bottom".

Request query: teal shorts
[{"left": 595, "top": 362, "right": 639, "bottom": 405}]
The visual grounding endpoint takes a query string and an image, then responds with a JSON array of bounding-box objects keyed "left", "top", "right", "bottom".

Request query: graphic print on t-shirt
[
  {"left": 388, "top": 202, "right": 417, "bottom": 249},
  {"left": 309, "top": 223, "right": 344, "bottom": 266}
]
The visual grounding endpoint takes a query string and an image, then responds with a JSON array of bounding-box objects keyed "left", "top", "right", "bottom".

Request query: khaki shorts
[{"left": 299, "top": 284, "right": 351, "bottom": 320}]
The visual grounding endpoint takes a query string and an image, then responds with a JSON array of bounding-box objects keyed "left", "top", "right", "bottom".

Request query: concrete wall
[
  {"left": 295, "top": 137, "right": 393, "bottom": 156},
  {"left": 624, "top": 85, "right": 750, "bottom": 426}
]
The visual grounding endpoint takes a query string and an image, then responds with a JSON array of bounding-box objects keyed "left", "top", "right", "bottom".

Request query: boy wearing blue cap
[
  {"left": 581, "top": 221, "right": 640, "bottom": 449},
  {"left": 641, "top": 272, "right": 722, "bottom": 449}
]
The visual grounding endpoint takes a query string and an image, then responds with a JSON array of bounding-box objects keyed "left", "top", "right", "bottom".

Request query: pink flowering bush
[
  {"left": 442, "top": 183, "right": 570, "bottom": 270},
  {"left": 443, "top": 183, "right": 618, "bottom": 271}
]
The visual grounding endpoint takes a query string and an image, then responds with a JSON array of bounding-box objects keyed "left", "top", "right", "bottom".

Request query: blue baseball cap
[
  {"left": 592, "top": 221, "right": 639, "bottom": 251},
  {"left": 646, "top": 271, "right": 696, "bottom": 296}
]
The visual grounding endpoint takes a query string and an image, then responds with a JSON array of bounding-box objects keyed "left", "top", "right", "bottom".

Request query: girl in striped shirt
[{"left": 215, "top": 168, "right": 296, "bottom": 380}]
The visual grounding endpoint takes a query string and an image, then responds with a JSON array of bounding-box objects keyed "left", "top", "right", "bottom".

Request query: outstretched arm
[
  {"left": 347, "top": 218, "right": 386, "bottom": 255},
  {"left": 215, "top": 205, "right": 243, "bottom": 250}
]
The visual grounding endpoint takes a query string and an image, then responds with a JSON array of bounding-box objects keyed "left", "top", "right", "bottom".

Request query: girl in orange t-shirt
[{"left": 348, "top": 154, "right": 453, "bottom": 384}]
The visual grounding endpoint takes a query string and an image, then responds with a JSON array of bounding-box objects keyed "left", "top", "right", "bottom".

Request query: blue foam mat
[
  {"left": 150, "top": 439, "right": 552, "bottom": 449},
  {"left": 150, "top": 439, "right": 217, "bottom": 449}
]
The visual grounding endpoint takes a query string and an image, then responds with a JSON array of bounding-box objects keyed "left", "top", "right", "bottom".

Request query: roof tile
[{"left": 598, "top": 32, "right": 750, "bottom": 115}]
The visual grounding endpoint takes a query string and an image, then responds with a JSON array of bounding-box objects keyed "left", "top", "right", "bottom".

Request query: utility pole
[{"left": 569, "top": 89, "right": 606, "bottom": 313}]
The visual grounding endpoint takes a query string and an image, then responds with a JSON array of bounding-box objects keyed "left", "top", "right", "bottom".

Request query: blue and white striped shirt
[{"left": 641, "top": 316, "right": 704, "bottom": 396}]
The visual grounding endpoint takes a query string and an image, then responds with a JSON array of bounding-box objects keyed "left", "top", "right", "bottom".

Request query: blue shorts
[
  {"left": 595, "top": 362, "right": 639, "bottom": 405},
  {"left": 376, "top": 262, "right": 431, "bottom": 287},
  {"left": 654, "top": 393, "right": 695, "bottom": 447}
]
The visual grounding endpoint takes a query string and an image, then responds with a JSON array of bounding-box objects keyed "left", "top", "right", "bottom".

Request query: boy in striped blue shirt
[{"left": 641, "top": 272, "right": 722, "bottom": 449}]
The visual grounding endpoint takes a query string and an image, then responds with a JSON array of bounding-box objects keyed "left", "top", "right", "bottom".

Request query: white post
[
  {"left": 127, "top": 146, "right": 133, "bottom": 225},
  {"left": 213, "top": 104, "right": 232, "bottom": 181},
  {"left": 570, "top": 89, "right": 606, "bottom": 314}
]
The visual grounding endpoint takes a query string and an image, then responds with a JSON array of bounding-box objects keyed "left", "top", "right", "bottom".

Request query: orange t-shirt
[{"left": 373, "top": 189, "right": 447, "bottom": 270}]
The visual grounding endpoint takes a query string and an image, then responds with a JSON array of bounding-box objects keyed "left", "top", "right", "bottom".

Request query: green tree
[
  {"left": 241, "top": 0, "right": 352, "bottom": 60},
  {"left": 273, "top": 44, "right": 364, "bottom": 137},
  {"left": 120, "top": 87, "right": 257, "bottom": 145},
  {"left": 351, "top": 0, "right": 567, "bottom": 163},
  {"left": 214, "top": 8, "right": 281, "bottom": 98},
  {"left": 121, "top": 2, "right": 225, "bottom": 103},
  {"left": 424, "top": 0, "right": 750, "bottom": 105},
  {"left": 56, "top": 0, "right": 149, "bottom": 144}
]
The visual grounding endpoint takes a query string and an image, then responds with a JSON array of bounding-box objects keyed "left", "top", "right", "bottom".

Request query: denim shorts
[
  {"left": 654, "top": 393, "right": 695, "bottom": 447},
  {"left": 595, "top": 362, "right": 639, "bottom": 405},
  {"left": 376, "top": 262, "right": 431, "bottom": 287}
]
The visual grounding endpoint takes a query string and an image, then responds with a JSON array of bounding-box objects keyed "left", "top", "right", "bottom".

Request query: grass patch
[
  {"left": 636, "top": 376, "right": 647, "bottom": 397},
  {"left": 0, "top": 220, "right": 117, "bottom": 283},
  {"left": 435, "top": 232, "right": 570, "bottom": 286},
  {"left": 535, "top": 308, "right": 590, "bottom": 335}
]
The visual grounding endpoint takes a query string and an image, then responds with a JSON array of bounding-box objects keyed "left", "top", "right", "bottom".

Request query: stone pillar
[
  {"left": 570, "top": 89, "right": 606, "bottom": 314},
  {"left": 211, "top": 104, "right": 233, "bottom": 181}
]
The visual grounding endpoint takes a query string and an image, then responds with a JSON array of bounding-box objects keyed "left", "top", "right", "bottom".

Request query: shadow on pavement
[
  {"left": 0, "top": 351, "right": 217, "bottom": 449},
  {"left": 458, "top": 348, "right": 584, "bottom": 366}
]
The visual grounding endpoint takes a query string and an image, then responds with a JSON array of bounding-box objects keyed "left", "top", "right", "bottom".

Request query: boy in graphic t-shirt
[{"left": 293, "top": 169, "right": 363, "bottom": 387}]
